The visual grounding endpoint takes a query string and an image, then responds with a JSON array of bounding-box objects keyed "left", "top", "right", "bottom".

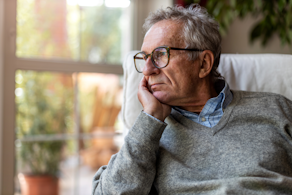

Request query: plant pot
[{"left": 18, "top": 173, "right": 59, "bottom": 195}]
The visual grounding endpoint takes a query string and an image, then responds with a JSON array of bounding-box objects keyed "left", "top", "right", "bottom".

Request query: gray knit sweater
[{"left": 92, "top": 91, "right": 292, "bottom": 195}]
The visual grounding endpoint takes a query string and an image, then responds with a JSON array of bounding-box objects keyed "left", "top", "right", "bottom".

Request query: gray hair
[{"left": 143, "top": 4, "right": 222, "bottom": 82}]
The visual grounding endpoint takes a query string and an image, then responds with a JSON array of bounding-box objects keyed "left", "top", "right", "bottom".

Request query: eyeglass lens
[{"left": 134, "top": 47, "right": 168, "bottom": 72}]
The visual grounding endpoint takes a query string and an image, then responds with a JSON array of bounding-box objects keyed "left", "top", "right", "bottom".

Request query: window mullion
[
  {"left": 2, "top": 0, "right": 17, "bottom": 194},
  {"left": 13, "top": 58, "right": 123, "bottom": 74}
]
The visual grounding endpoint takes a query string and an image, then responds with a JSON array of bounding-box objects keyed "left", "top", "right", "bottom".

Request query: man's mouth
[
  {"left": 150, "top": 83, "right": 161, "bottom": 87},
  {"left": 150, "top": 83, "right": 163, "bottom": 91}
]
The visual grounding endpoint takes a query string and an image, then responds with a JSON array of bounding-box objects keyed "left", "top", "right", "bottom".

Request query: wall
[
  {"left": 131, "top": 0, "right": 173, "bottom": 50},
  {"left": 221, "top": 15, "right": 292, "bottom": 54}
]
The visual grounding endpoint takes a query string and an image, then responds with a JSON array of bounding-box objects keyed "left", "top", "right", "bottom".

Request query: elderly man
[{"left": 92, "top": 4, "right": 292, "bottom": 195}]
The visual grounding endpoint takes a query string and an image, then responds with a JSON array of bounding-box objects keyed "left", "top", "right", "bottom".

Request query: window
[
  {"left": 15, "top": 71, "right": 123, "bottom": 195},
  {"left": 16, "top": 0, "right": 131, "bottom": 64},
  {"left": 2, "top": 0, "right": 131, "bottom": 194}
]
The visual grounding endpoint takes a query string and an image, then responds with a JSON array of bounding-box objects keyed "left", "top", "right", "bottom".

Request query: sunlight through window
[
  {"left": 105, "top": 0, "right": 131, "bottom": 8},
  {"left": 67, "top": 0, "right": 103, "bottom": 7},
  {"left": 66, "top": 0, "right": 131, "bottom": 7}
]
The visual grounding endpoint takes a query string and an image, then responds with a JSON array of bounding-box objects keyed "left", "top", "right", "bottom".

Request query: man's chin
[{"left": 153, "top": 91, "right": 171, "bottom": 105}]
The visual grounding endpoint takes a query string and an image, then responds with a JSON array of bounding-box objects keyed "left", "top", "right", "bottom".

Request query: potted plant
[{"left": 15, "top": 70, "right": 74, "bottom": 195}]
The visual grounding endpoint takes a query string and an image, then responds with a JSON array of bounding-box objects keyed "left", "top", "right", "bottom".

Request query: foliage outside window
[
  {"left": 15, "top": 70, "right": 74, "bottom": 176},
  {"left": 17, "top": 0, "right": 127, "bottom": 63},
  {"left": 175, "top": 0, "right": 292, "bottom": 46},
  {"left": 14, "top": 70, "right": 123, "bottom": 194}
]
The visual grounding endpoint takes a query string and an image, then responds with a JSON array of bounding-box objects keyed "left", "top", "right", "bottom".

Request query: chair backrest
[{"left": 122, "top": 52, "right": 292, "bottom": 130}]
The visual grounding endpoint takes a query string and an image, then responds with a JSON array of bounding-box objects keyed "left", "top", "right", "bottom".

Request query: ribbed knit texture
[{"left": 92, "top": 91, "right": 292, "bottom": 195}]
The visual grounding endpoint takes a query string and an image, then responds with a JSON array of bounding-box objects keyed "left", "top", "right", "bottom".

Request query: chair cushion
[{"left": 122, "top": 51, "right": 143, "bottom": 129}]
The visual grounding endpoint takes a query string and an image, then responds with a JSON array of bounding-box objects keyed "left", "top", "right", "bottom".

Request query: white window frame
[
  {"left": 1, "top": 1, "right": 127, "bottom": 194},
  {"left": 0, "top": 0, "right": 4, "bottom": 193},
  {"left": 0, "top": 0, "right": 173, "bottom": 194}
]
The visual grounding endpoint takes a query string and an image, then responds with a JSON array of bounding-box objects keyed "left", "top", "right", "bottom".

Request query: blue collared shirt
[{"left": 173, "top": 80, "right": 233, "bottom": 128}]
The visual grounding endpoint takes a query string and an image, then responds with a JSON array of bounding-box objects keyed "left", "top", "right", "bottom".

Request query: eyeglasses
[{"left": 133, "top": 46, "right": 204, "bottom": 73}]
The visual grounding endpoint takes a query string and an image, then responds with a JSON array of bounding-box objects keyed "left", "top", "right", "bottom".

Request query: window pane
[
  {"left": 14, "top": 71, "right": 124, "bottom": 195},
  {"left": 15, "top": 140, "right": 78, "bottom": 195},
  {"left": 15, "top": 70, "right": 75, "bottom": 137},
  {"left": 78, "top": 73, "right": 123, "bottom": 133},
  {"left": 78, "top": 73, "right": 123, "bottom": 193},
  {"left": 16, "top": 0, "right": 131, "bottom": 63},
  {"left": 14, "top": 70, "right": 75, "bottom": 194}
]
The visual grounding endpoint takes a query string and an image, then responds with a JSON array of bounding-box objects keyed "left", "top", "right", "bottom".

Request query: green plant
[
  {"left": 15, "top": 70, "right": 74, "bottom": 176},
  {"left": 17, "top": 0, "right": 125, "bottom": 63},
  {"left": 192, "top": 0, "right": 292, "bottom": 46}
]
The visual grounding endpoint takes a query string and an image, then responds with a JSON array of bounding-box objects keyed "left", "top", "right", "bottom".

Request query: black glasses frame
[{"left": 133, "top": 46, "right": 204, "bottom": 73}]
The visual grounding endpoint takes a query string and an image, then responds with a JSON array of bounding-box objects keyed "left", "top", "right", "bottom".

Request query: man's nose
[{"left": 142, "top": 58, "right": 160, "bottom": 76}]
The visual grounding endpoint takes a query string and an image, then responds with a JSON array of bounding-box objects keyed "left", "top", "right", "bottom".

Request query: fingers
[
  {"left": 138, "top": 77, "right": 152, "bottom": 106},
  {"left": 138, "top": 76, "right": 171, "bottom": 121},
  {"left": 139, "top": 76, "right": 150, "bottom": 92},
  {"left": 139, "top": 76, "right": 146, "bottom": 87}
]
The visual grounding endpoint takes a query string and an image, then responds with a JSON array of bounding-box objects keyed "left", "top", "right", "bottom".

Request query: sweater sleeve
[
  {"left": 282, "top": 96, "right": 292, "bottom": 140},
  {"left": 92, "top": 111, "right": 167, "bottom": 195}
]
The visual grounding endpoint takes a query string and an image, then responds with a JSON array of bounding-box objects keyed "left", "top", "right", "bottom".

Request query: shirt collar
[
  {"left": 173, "top": 80, "right": 233, "bottom": 115},
  {"left": 216, "top": 79, "right": 233, "bottom": 110}
]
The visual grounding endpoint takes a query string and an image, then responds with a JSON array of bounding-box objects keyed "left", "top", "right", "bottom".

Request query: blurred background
[{"left": 0, "top": 0, "right": 291, "bottom": 195}]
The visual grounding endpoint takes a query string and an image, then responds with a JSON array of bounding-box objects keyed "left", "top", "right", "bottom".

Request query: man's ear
[{"left": 199, "top": 50, "right": 214, "bottom": 79}]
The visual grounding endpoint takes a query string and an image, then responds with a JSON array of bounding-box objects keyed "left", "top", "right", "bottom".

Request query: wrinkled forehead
[{"left": 142, "top": 20, "right": 185, "bottom": 52}]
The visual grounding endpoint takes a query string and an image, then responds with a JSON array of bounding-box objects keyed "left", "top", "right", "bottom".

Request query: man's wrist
[{"left": 142, "top": 110, "right": 166, "bottom": 124}]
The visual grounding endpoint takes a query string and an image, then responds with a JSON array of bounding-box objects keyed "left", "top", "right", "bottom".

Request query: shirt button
[{"left": 201, "top": 117, "right": 206, "bottom": 122}]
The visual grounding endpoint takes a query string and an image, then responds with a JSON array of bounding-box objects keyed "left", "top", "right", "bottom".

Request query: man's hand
[{"left": 138, "top": 77, "right": 171, "bottom": 121}]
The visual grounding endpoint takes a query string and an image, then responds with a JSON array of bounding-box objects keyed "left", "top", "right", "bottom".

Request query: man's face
[{"left": 141, "top": 20, "right": 203, "bottom": 107}]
